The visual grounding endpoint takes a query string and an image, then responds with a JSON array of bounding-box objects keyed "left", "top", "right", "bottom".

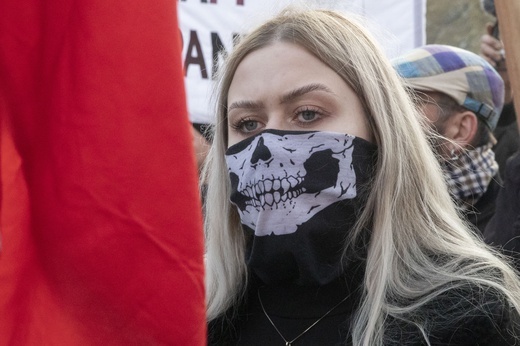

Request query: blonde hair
[{"left": 202, "top": 8, "right": 520, "bottom": 345}]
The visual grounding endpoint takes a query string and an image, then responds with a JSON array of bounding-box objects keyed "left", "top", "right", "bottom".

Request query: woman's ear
[{"left": 443, "top": 110, "right": 478, "bottom": 150}]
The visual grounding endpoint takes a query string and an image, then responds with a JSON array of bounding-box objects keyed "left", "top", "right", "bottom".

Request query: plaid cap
[{"left": 392, "top": 44, "right": 504, "bottom": 131}]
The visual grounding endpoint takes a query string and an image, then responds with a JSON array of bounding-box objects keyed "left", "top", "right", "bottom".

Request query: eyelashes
[
  {"left": 228, "top": 106, "right": 329, "bottom": 136},
  {"left": 229, "top": 117, "right": 260, "bottom": 134},
  {"left": 293, "top": 106, "right": 324, "bottom": 126}
]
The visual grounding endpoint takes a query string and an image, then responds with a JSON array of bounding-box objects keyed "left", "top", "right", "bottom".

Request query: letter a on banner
[{"left": 0, "top": 1, "right": 206, "bottom": 345}]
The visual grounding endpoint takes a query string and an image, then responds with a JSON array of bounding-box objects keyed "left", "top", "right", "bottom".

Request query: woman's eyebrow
[
  {"left": 279, "top": 83, "right": 335, "bottom": 104},
  {"left": 228, "top": 100, "right": 264, "bottom": 112},
  {"left": 227, "top": 83, "right": 333, "bottom": 111}
]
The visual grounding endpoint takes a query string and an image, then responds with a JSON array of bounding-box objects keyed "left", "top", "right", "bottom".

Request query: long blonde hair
[{"left": 202, "top": 8, "right": 520, "bottom": 345}]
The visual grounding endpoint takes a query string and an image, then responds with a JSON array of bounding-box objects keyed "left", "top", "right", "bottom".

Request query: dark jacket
[
  {"left": 485, "top": 149, "right": 520, "bottom": 271},
  {"left": 464, "top": 175, "right": 502, "bottom": 235},
  {"left": 493, "top": 103, "right": 519, "bottom": 179},
  {"left": 208, "top": 268, "right": 520, "bottom": 345}
]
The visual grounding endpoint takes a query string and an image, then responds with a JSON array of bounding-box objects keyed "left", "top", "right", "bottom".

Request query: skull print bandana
[{"left": 226, "top": 130, "right": 377, "bottom": 285}]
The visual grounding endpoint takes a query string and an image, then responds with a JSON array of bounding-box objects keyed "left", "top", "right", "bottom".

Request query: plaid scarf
[{"left": 442, "top": 143, "right": 499, "bottom": 208}]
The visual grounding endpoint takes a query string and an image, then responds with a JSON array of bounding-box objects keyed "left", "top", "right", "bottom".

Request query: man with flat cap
[{"left": 393, "top": 44, "right": 504, "bottom": 234}]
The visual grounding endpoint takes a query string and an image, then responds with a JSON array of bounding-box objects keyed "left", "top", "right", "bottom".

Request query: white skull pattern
[{"left": 226, "top": 131, "right": 358, "bottom": 236}]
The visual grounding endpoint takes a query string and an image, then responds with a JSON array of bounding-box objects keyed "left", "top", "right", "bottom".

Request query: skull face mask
[{"left": 226, "top": 130, "right": 377, "bottom": 285}]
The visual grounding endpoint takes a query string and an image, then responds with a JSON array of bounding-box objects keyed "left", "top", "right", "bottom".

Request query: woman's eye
[
  {"left": 231, "top": 119, "right": 259, "bottom": 134},
  {"left": 297, "top": 109, "right": 319, "bottom": 122},
  {"left": 242, "top": 120, "right": 258, "bottom": 132}
]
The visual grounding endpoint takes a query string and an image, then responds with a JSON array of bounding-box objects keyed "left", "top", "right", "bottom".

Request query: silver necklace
[{"left": 257, "top": 288, "right": 349, "bottom": 346}]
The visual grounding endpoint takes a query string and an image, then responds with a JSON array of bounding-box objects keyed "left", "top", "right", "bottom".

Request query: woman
[{"left": 202, "top": 8, "right": 520, "bottom": 345}]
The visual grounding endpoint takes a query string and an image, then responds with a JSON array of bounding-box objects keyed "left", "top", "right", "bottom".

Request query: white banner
[{"left": 179, "top": 0, "right": 426, "bottom": 124}]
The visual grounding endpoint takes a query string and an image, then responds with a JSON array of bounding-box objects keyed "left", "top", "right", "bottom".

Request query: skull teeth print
[
  {"left": 242, "top": 175, "right": 304, "bottom": 207},
  {"left": 246, "top": 189, "right": 306, "bottom": 208},
  {"left": 245, "top": 181, "right": 306, "bottom": 208}
]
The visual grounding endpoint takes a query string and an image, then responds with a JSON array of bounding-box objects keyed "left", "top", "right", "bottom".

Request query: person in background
[
  {"left": 485, "top": 147, "right": 520, "bottom": 270},
  {"left": 393, "top": 44, "right": 503, "bottom": 234},
  {"left": 192, "top": 126, "right": 212, "bottom": 170},
  {"left": 480, "top": 0, "right": 520, "bottom": 271},
  {"left": 480, "top": 0, "right": 519, "bottom": 177},
  {"left": 203, "top": 8, "right": 520, "bottom": 345}
]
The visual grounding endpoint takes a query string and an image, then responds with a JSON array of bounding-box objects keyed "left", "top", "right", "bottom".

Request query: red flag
[{"left": 0, "top": 1, "right": 206, "bottom": 345}]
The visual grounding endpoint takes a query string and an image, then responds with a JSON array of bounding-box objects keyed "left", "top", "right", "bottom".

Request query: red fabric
[{"left": 0, "top": 1, "right": 205, "bottom": 345}]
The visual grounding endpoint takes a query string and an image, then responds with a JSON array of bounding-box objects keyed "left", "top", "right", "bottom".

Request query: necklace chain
[{"left": 257, "top": 288, "right": 349, "bottom": 346}]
